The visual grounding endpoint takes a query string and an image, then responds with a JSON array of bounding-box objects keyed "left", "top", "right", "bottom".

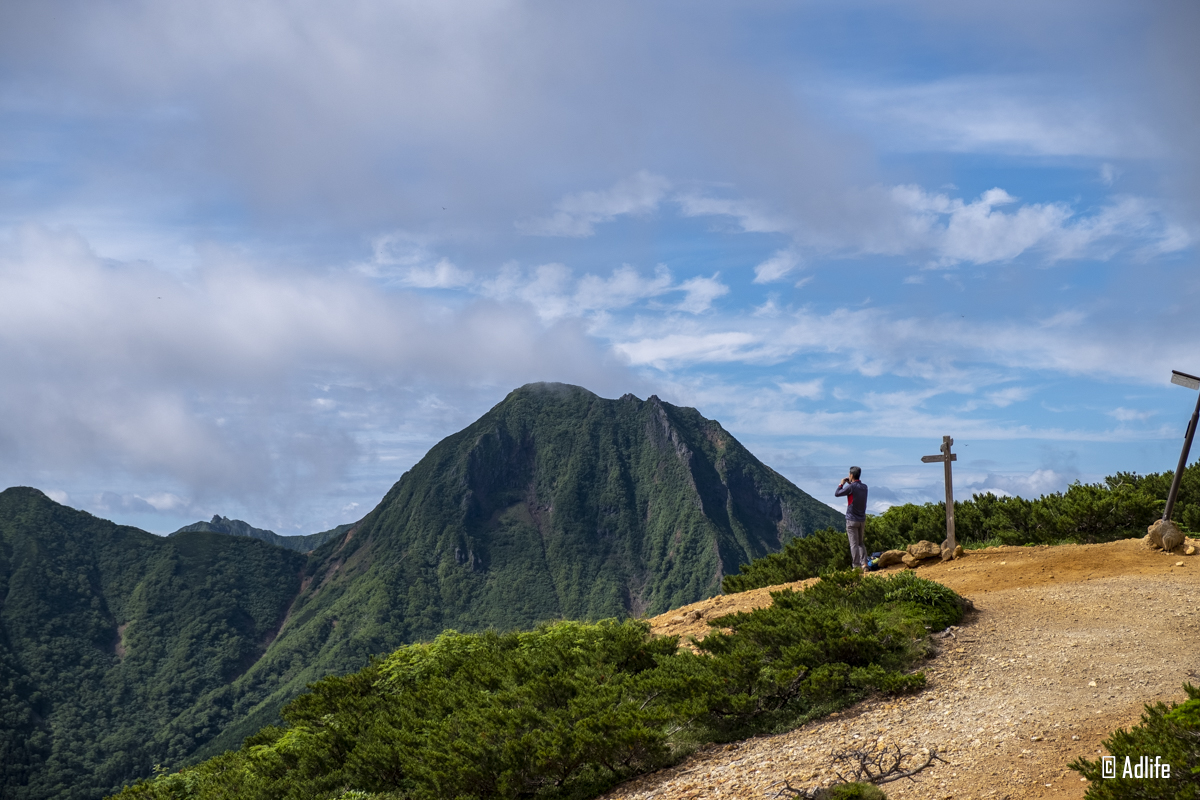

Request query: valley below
[{"left": 608, "top": 538, "right": 1200, "bottom": 800}]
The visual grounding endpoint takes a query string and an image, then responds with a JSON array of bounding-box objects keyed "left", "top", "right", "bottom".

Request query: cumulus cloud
[
  {"left": 882, "top": 185, "right": 1189, "bottom": 267},
  {"left": 965, "top": 469, "right": 1076, "bottom": 499},
  {"left": 666, "top": 181, "right": 1188, "bottom": 270},
  {"left": 0, "top": 225, "right": 630, "bottom": 518},
  {"left": 577, "top": 264, "right": 675, "bottom": 312}
]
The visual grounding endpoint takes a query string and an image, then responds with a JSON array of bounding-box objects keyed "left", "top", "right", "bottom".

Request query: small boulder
[
  {"left": 953, "top": 544, "right": 964, "bottom": 559},
  {"left": 877, "top": 549, "right": 906, "bottom": 567},
  {"left": 908, "top": 540, "right": 941, "bottom": 559},
  {"left": 1187, "top": 545, "right": 1197, "bottom": 556},
  {"left": 941, "top": 547, "right": 954, "bottom": 562},
  {"left": 1163, "top": 525, "right": 1185, "bottom": 552},
  {"left": 1148, "top": 519, "right": 1185, "bottom": 552},
  {"left": 901, "top": 553, "right": 919, "bottom": 568}
]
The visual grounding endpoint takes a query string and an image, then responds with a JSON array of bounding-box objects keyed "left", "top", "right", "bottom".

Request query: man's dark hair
[{"left": 849, "top": 466, "right": 861, "bottom": 479}]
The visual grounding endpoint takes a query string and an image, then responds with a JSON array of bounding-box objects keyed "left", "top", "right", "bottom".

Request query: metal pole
[
  {"left": 942, "top": 435, "right": 956, "bottom": 548},
  {"left": 1163, "top": 390, "right": 1200, "bottom": 522}
]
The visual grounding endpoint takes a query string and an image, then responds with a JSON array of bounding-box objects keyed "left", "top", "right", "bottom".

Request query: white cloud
[
  {"left": 140, "top": 492, "right": 187, "bottom": 511},
  {"left": 819, "top": 76, "right": 1163, "bottom": 158},
  {"left": 480, "top": 262, "right": 734, "bottom": 320},
  {"left": 985, "top": 387, "right": 1032, "bottom": 408},
  {"left": 967, "top": 469, "right": 1073, "bottom": 499},
  {"left": 517, "top": 171, "right": 671, "bottom": 237},
  {"left": 0, "top": 225, "right": 630, "bottom": 513},
  {"left": 614, "top": 331, "right": 758, "bottom": 367},
  {"left": 578, "top": 264, "right": 675, "bottom": 312},
  {"left": 1108, "top": 407, "right": 1156, "bottom": 422},
  {"left": 884, "top": 185, "right": 1190, "bottom": 267},
  {"left": 482, "top": 262, "right": 677, "bottom": 320},
  {"left": 358, "top": 233, "right": 473, "bottom": 288},
  {"left": 676, "top": 273, "right": 729, "bottom": 314},
  {"left": 674, "top": 193, "right": 792, "bottom": 234},
  {"left": 603, "top": 298, "right": 1197, "bottom": 396},
  {"left": 753, "top": 249, "right": 801, "bottom": 283},
  {"left": 399, "top": 259, "right": 474, "bottom": 289},
  {"left": 778, "top": 379, "right": 824, "bottom": 399}
]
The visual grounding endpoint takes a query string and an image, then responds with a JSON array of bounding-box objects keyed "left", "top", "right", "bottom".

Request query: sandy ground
[{"left": 601, "top": 538, "right": 1200, "bottom": 800}]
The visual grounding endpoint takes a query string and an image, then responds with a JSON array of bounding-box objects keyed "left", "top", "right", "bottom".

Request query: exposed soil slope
[{"left": 605, "top": 538, "right": 1200, "bottom": 800}]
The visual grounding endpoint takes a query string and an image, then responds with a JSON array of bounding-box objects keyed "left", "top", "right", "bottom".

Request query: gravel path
[{"left": 600, "top": 539, "right": 1200, "bottom": 800}]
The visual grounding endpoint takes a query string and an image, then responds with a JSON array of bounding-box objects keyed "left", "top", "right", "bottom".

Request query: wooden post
[
  {"left": 941, "top": 436, "right": 956, "bottom": 550},
  {"left": 921, "top": 436, "right": 958, "bottom": 553}
]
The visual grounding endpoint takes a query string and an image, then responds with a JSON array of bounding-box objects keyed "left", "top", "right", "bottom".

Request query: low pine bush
[
  {"left": 723, "top": 463, "right": 1195, "bottom": 593},
  {"left": 113, "top": 571, "right": 958, "bottom": 800},
  {"left": 1070, "top": 684, "right": 1200, "bottom": 800}
]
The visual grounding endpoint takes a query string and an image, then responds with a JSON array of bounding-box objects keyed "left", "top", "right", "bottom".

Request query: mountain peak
[{"left": 298, "top": 387, "right": 843, "bottom": 644}]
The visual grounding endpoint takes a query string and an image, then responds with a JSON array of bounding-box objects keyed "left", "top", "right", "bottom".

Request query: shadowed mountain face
[{"left": 0, "top": 384, "right": 842, "bottom": 798}]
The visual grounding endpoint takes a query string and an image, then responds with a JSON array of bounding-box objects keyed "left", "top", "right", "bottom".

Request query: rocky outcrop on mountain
[{"left": 172, "top": 515, "right": 349, "bottom": 553}]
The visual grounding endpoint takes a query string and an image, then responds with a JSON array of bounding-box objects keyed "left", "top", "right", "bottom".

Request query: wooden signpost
[
  {"left": 921, "top": 435, "right": 958, "bottom": 552},
  {"left": 1164, "top": 370, "right": 1200, "bottom": 523}
]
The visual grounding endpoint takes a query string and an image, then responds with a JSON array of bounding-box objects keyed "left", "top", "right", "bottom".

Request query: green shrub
[
  {"left": 111, "top": 573, "right": 960, "bottom": 800},
  {"left": 723, "top": 464, "right": 1196, "bottom": 593},
  {"left": 1070, "top": 684, "right": 1200, "bottom": 799},
  {"left": 689, "top": 571, "right": 951, "bottom": 739}
]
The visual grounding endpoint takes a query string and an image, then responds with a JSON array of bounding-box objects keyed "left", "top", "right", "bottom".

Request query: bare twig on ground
[{"left": 772, "top": 743, "right": 948, "bottom": 798}]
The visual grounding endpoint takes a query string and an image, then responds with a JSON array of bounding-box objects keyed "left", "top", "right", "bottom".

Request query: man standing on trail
[{"left": 835, "top": 467, "right": 868, "bottom": 569}]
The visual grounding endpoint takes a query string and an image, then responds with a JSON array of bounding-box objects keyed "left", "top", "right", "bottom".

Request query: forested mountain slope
[
  {"left": 0, "top": 487, "right": 305, "bottom": 799},
  {"left": 0, "top": 383, "right": 841, "bottom": 798}
]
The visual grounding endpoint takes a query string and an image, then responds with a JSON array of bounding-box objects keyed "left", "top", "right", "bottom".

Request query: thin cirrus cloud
[
  {"left": 753, "top": 249, "right": 802, "bottom": 283},
  {"left": 816, "top": 76, "right": 1164, "bottom": 158}
]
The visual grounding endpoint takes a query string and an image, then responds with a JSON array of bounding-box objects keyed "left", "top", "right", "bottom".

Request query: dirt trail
[{"left": 602, "top": 538, "right": 1200, "bottom": 800}]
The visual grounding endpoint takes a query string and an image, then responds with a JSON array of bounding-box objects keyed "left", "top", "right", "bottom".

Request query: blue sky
[{"left": 1, "top": 1, "right": 1198, "bottom": 535}]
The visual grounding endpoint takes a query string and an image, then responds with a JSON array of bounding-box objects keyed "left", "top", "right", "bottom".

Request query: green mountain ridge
[
  {"left": 0, "top": 489, "right": 306, "bottom": 799},
  {"left": 170, "top": 516, "right": 351, "bottom": 554},
  {"left": 0, "top": 383, "right": 843, "bottom": 799}
]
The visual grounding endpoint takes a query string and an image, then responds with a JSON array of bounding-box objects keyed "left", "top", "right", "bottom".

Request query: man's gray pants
[{"left": 846, "top": 519, "right": 866, "bottom": 568}]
